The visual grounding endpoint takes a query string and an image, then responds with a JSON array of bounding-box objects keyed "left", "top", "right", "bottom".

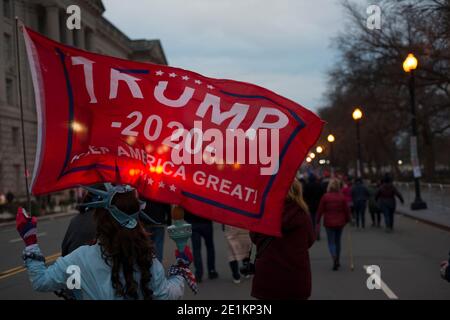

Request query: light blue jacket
[{"left": 24, "top": 243, "right": 184, "bottom": 300}]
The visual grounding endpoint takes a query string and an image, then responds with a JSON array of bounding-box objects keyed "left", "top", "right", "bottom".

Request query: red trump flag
[{"left": 23, "top": 26, "right": 323, "bottom": 236}]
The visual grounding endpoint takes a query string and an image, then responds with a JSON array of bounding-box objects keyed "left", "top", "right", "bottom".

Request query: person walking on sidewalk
[
  {"left": 376, "top": 174, "right": 404, "bottom": 232},
  {"left": 303, "top": 174, "right": 324, "bottom": 240},
  {"left": 250, "top": 179, "right": 314, "bottom": 300},
  {"left": 222, "top": 225, "right": 252, "bottom": 284},
  {"left": 341, "top": 178, "right": 354, "bottom": 224},
  {"left": 368, "top": 180, "right": 382, "bottom": 227},
  {"left": 317, "top": 179, "right": 352, "bottom": 271},
  {"left": 185, "top": 211, "right": 219, "bottom": 283},
  {"left": 351, "top": 178, "right": 369, "bottom": 229},
  {"left": 142, "top": 200, "right": 172, "bottom": 262},
  {"left": 61, "top": 189, "right": 98, "bottom": 257}
]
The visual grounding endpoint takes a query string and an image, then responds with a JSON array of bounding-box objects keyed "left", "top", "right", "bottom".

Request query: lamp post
[
  {"left": 403, "top": 53, "right": 427, "bottom": 210},
  {"left": 327, "top": 134, "right": 335, "bottom": 172},
  {"left": 352, "top": 108, "right": 363, "bottom": 178}
]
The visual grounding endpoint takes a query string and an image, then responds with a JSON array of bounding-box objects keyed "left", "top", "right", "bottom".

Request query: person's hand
[
  {"left": 169, "top": 246, "right": 198, "bottom": 294},
  {"left": 440, "top": 260, "right": 449, "bottom": 279},
  {"left": 175, "top": 246, "right": 193, "bottom": 266},
  {"left": 16, "top": 207, "right": 37, "bottom": 247}
]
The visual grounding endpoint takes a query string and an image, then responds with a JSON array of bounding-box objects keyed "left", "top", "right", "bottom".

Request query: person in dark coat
[
  {"left": 376, "top": 174, "right": 404, "bottom": 232},
  {"left": 303, "top": 174, "right": 324, "bottom": 239},
  {"left": 250, "top": 179, "right": 314, "bottom": 300},
  {"left": 317, "top": 178, "right": 351, "bottom": 270},
  {"left": 61, "top": 209, "right": 96, "bottom": 256},
  {"left": 59, "top": 188, "right": 99, "bottom": 299},
  {"left": 184, "top": 211, "right": 219, "bottom": 282},
  {"left": 142, "top": 200, "right": 171, "bottom": 262},
  {"left": 351, "top": 178, "right": 370, "bottom": 228},
  {"left": 367, "top": 180, "right": 382, "bottom": 227},
  {"left": 61, "top": 189, "right": 98, "bottom": 256}
]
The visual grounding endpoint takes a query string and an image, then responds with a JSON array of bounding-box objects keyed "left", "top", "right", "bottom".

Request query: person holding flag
[{"left": 16, "top": 184, "right": 197, "bottom": 300}]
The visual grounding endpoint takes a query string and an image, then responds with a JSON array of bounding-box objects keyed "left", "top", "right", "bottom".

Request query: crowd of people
[
  {"left": 13, "top": 171, "right": 448, "bottom": 300},
  {"left": 300, "top": 172, "right": 406, "bottom": 271}
]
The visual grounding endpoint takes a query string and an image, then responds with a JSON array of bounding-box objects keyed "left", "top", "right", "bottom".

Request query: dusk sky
[{"left": 103, "top": 0, "right": 347, "bottom": 112}]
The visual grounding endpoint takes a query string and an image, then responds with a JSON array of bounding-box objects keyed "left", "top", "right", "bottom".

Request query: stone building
[{"left": 0, "top": 0, "right": 167, "bottom": 197}]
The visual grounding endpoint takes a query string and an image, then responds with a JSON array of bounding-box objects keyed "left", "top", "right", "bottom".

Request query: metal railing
[{"left": 395, "top": 182, "right": 450, "bottom": 214}]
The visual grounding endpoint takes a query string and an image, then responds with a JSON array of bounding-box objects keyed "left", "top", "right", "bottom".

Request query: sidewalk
[
  {"left": 395, "top": 183, "right": 450, "bottom": 230},
  {"left": 396, "top": 203, "right": 450, "bottom": 230}
]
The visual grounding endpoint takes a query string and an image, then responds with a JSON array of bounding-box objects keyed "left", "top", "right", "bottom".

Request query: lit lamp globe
[
  {"left": 403, "top": 53, "right": 418, "bottom": 73},
  {"left": 316, "top": 146, "right": 323, "bottom": 154},
  {"left": 352, "top": 108, "right": 363, "bottom": 121},
  {"left": 327, "top": 134, "right": 335, "bottom": 143}
]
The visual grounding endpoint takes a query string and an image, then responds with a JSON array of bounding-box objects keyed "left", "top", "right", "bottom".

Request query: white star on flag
[
  {"left": 169, "top": 72, "right": 177, "bottom": 78},
  {"left": 159, "top": 181, "right": 165, "bottom": 188},
  {"left": 147, "top": 178, "right": 154, "bottom": 185},
  {"left": 207, "top": 85, "right": 214, "bottom": 89},
  {"left": 169, "top": 184, "right": 177, "bottom": 192},
  {"left": 182, "top": 76, "right": 189, "bottom": 81},
  {"left": 155, "top": 70, "right": 164, "bottom": 76},
  {"left": 194, "top": 80, "right": 202, "bottom": 84}
]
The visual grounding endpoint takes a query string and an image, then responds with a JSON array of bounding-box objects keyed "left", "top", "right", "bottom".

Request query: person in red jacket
[
  {"left": 250, "top": 178, "right": 315, "bottom": 300},
  {"left": 317, "top": 178, "right": 351, "bottom": 271}
]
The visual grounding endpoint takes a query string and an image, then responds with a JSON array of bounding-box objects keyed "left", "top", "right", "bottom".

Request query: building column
[
  {"left": 85, "top": 29, "right": 95, "bottom": 52},
  {"left": 74, "top": 26, "right": 85, "bottom": 49},
  {"left": 45, "top": 6, "right": 60, "bottom": 41},
  {"left": 0, "top": 1, "right": 6, "bottom": 105},
  {"left": 66, "top": 29, "right": 74, "bottom": 46}
]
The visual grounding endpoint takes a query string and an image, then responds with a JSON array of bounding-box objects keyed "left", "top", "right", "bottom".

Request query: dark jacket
[
  {"left": 185, "top": 211, "right": 212, "bottom": 225},
  {"left": 250, "top": 200, "right": 314, "bottom": 300},
  {"left": 61, "top": 210, "right": 96, "bottom": 256},
  {"left": 303, "top": 178, "right": 324, "bottom": 214},
  {"left": 142, "top": 200, "right": 171, "bottom": 226},
  {"left": 351, "top": 182, "right": 369, "bottom": 204},
  {"left": 376, "top": 183, "right": 404, "bottom": 210},
  {"left": 317, "top": 192, "right": 351, "bottom": 228}
]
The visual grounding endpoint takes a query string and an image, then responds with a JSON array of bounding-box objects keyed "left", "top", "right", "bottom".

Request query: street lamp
[
  {"left": 309, "top": 152, "right": 316, "bottom": 159},
  {"left": 316, "top": 146, "right": 323, "bottom": 154},
  {"left": 352, "top": 108, "right": 363, "bottom": 178},
  {"left": 403, "top": 53, "right": 427, "bottom": 210},
  {"left": 327, "top": 134, "right": 335, "bottom": 171}
]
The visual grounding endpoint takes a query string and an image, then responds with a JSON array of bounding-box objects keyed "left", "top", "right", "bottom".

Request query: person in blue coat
[{"left": 16, "top": 184, "right": 197, "bottom": 300}]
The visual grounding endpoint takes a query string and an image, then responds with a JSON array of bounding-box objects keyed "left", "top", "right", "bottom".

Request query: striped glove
[
  {"left": 169, "top": 246, "right": 197, "bottom": 294},
  {"left": 16, "top": 207, "right": 37, "bottom": 247}
]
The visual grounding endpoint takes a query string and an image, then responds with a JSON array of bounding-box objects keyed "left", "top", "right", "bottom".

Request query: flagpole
[
  {"left": 347, "top": 228, "right": 354, "bottom": 271},
  {"left": 14, "top": 16, "right": 32, "bottom": 215}
]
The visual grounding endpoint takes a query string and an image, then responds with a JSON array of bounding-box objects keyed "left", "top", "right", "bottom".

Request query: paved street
[{"left": 0, "top": 212, "right": 449, "bottom": 300}]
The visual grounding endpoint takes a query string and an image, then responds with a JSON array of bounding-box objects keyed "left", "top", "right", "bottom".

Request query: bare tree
[{"left": 320, "top": 0, "right": 450, "bottom": 181}]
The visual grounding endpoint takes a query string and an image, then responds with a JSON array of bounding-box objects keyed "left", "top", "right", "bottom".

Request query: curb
[
  {"left": 397, "top": 209, "right": 450, "bottom": 232},
  {"left": 0, "top": 210, "right": 78, "bottom": 228}
]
